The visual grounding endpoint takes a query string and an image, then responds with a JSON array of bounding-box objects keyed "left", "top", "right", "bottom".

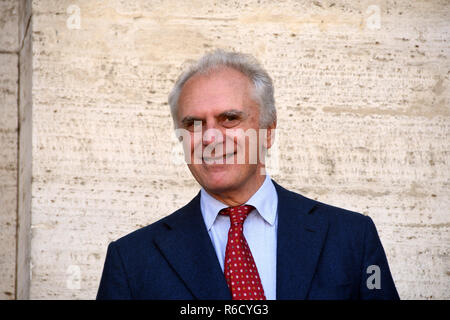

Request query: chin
[
  {"left": 189, "top": 163, "right": 260, "bottom": 195},
  {"left": 202, "top": 175, "right": 237, "bottom": 193},
  {"left": 195, "top": 168, "right": 241, "bottom": 194}
]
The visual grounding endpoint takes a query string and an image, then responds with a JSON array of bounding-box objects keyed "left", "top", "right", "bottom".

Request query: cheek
[
  {"left": 224, "top": 135, "right": 238, "bottom": 153},
  {"left": 189, "top": 132, "right": 202, "bottom": 152},
  {"left": 233, "top": 131, "right": 258, "bottom": 152}
]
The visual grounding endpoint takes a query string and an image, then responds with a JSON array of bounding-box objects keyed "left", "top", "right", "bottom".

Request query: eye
[
  {"left": 184, "top": 121, "right": 195, "bottom": 130},
  {"left": 181, "top": 119, "right": 203, "bottom": 132},
  {"left": 222, "top": 115, "right": 240, "bottom": 128},
  {"left": 180, "top": 120, "right": 194, "bottom": 132}
]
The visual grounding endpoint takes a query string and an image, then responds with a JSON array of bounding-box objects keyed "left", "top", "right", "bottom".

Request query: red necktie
[{"left": 220, "top": 205, "right": 266, "bottom": 300}]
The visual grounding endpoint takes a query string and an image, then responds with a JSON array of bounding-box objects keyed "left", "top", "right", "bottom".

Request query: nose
[{"left": 202, "top": 122, "right": 223, "bottom": 146}]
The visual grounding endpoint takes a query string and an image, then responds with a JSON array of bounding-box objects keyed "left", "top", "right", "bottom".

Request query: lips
[{"left": 203, "top": 151, "right": 237, "bottom": 163}]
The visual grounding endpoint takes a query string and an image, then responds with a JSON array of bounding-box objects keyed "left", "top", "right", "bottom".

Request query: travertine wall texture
[{"left": 0, "top": 0, "right": 448, "bottom": 299}]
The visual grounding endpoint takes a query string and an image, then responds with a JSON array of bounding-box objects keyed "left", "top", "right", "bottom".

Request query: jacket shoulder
[
  {"left": 112, "top": 193, "right": 200, "bottom": 250},
  {"left": 274, "top": 180, "right": 371, "bottom": 228},
  {"left": 310, "top": 196, "right": 370, "bottom": 225}
]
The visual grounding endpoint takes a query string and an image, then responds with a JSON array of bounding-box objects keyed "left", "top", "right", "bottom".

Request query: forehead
[{"left": 177, "top": 67, "right": 257, "bottom": 116}]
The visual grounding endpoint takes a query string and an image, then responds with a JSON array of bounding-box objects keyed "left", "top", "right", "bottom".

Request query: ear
[{"left": 264, "top": 120, "right": 277, "bottom": 149}]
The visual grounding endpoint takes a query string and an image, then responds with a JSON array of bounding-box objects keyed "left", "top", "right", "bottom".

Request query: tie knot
[{"left": 220, "top": 205, "right": 254, "bottom": 225}]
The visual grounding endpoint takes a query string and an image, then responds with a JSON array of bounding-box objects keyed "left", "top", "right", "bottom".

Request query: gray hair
[{"left": 168, "top": 49, "right": 276, "bottom": 128}]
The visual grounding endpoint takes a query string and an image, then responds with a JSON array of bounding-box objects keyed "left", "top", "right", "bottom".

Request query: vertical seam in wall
[
  {"left": 15, "top": 3, "right": 32, "bottom": 300},
  {"left": 15, "top": 44, "right": 20, "bottom": 302},
  {"left": 15, "top": 8, "right": 22, "bottom": 300}
]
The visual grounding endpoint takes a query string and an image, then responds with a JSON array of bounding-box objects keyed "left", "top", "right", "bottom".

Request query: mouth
[{"left": 203, "top": 151, "right": 237, "bottom": 164}]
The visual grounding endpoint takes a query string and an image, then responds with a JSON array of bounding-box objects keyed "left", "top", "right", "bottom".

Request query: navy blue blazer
[{"left": 97, "top": 181, "right": 399, "bottom": 300}]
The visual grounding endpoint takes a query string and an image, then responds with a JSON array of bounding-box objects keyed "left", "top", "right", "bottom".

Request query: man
[{"left": 97, "top": 49, "right": 399, "bottom": 300}]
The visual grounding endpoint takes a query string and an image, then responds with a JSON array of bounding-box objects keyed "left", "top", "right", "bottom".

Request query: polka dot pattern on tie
[{"left": 220, "top": 205, "right": 266, "bottom": 300}]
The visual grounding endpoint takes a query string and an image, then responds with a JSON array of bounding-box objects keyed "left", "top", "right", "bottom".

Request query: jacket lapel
[
  {"left": 153, "top": 193, "right": 231, "bottom": 300},
  {"left": 274, "top": 181, "right": 329, "bottom": 300}
]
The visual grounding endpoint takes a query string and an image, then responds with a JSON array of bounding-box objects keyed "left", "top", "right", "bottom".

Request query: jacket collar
[
  {"left": 273, "top": 181, "right": 329, "bottom": 299},
  {"left": 153, "top": 194, "right": 231, "bottom": 299}
]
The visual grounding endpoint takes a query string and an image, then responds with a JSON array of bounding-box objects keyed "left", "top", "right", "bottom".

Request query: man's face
[{"left": 176, "top": 67, "right": 274, "bottom": 195}]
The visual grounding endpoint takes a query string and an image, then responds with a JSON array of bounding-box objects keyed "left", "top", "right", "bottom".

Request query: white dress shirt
[{"left": 200, "top": 175, "right": 278, "bottom": 300}]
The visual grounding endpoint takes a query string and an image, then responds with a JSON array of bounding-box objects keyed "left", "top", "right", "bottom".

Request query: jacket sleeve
[
  {"left": 359, "top": 216, "right": 400, "bottom": 300},
  {"left": 96, "top": 241, "right": 133, "bottom": 300}
]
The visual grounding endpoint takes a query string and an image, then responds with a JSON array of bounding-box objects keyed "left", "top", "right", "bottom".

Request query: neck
[{"left": 206, "top": 174, "right": 267, "bottom": 207}]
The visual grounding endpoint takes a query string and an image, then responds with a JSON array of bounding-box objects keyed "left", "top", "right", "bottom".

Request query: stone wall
[{"left": 1, "top": 0, "right": 449, "bottom": 299}]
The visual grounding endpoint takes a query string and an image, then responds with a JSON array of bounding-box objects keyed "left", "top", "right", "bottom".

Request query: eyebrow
[
  {"left": 180, "top": 109, "right": 247, "bottom": 126},
  {"left": 218, "top": 109, "right": 246, "bottom": 119},
  {"left": 180, "top": 116, "right": 203, "bottom": 126}
]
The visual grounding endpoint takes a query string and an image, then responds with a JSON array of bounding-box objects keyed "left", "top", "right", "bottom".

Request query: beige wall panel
[
  {"left": 0, "top": 0, "right": 19, "bottom": 51},
  {"left": 0, "top": 53, "right": 18, "bottom": 300}
]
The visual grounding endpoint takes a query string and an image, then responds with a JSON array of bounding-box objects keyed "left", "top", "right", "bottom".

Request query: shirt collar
[{"left": 200, "top": 175, "right": 278, "bottom": 231}]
